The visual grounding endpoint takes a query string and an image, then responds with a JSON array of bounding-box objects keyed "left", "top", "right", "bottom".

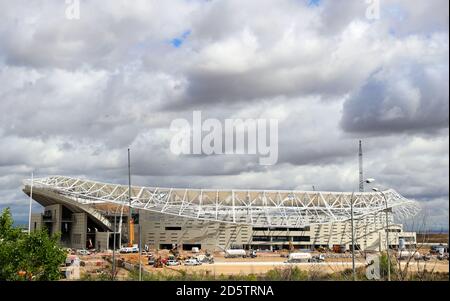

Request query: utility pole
[{"left": 28, "top": 172, "right": 34, "bottom": 234}]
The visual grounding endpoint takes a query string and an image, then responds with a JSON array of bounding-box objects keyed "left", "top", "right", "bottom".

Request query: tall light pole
[
  {"left": 350, "top": 192, "right": 356, "bottom": 281},
  {"left": 112, "top": 205, "right": 119, "bottom": 281},
  {"left": 28, "top": 172, "right": 34, "bottom": 234},
  {"left": 366, "top": 178, "right": 391, "bottom": 281},
  {"left": 373, "top": 188, "right": 391, "bottom": 282},
  {"left": 128, "top": 148, "right": 132, "bottom": 247},
  {"left": 139, "top": 224, "right": 142, "bottom": 281}
]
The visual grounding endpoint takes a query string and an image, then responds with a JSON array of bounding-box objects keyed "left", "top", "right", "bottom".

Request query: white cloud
[{"left": 0, "top": 0, "right": 447, "bottom": 229}]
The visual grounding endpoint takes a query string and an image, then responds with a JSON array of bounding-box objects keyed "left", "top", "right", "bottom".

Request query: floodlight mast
[{"left": 366, "top": 178, "right": 391, "bottom": 282}]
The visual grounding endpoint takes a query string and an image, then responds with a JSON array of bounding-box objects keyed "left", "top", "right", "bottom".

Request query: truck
[
  {"left": 287, "top": 252, "right": 312, "bottom": 263},
  {"left": 311, "top": 254, "right": 326, "bottom": 262},
  {"left": 397, "top": 250, "right": 421, "bottom": 260},
  {"left": 224, "top": 249, "right": 247, "bottom": 258},
  {"left": 119, "top": 246, "right": 139, "bottom": 253}
]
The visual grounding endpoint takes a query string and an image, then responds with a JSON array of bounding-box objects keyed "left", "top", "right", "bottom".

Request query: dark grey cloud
[
  {"left": 341, "top": 58, "right": 449, "bottom": 134},
  {"left": 0, "top": 0, "right": 448, "bottom": 230}
]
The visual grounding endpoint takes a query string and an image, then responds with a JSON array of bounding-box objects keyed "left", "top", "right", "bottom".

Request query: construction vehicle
[
  {"left": 154, "top": 257, "right": 164, "bottom": 268},
  {"left": 147, "top": 254, "right": 156, "bottom": 266},
  {"left": 316, "top": 246, "right": 327, "bottom": 253},
  {"left": 287, "top": 252, "right": 312, "bottom": 263},
  {"left": 169, "top": 245, "right": 180, "bottom": 258},
  {"left": 128, "top": 219, "right": 134, "bottom": 247},
  {"left": 397, "top": 250, "right": 421, "bottom": 260},
  {"left": 224, "top": 249, "right": 247, "bottom": 258},
  {"left": 288, "top": 241, "right": 294, "bottom": 252}
]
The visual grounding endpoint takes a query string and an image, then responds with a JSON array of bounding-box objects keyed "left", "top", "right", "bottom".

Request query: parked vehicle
[
  {"left": 287, "top": 252, "right": 312, "bottom": 263},
  {"left": 423, "top": 254, "right": 432, "bottom": 261},
  {"left": 430, "top": 245, "right": 447, "bottom": 254},
  {"left": 397, "top": 250, "right": 421, "bottom": 260},
  {"left": 166, "top": 260, "right": 181, "bottom": 266},
  {"left": 224, "top": 249, "right": 247, "bottom": 258},
  {"left": 184, "top": 258, "right": 202, "bottom": 266},
  {"left": 76, "top": 249, "right": 91, "bottom": 256},
  {"left": 195, "top": 254, "right": 214, "bottom": 264},
  {"left": 311, "top": 254, "right": 326, "bottom": 262},
  {"left": 147, "top": 255, "right": 155, "bottom": 266},
  {"left": 119, "top": 246, "right": 139, "bottom": 253},
  {"left": 119, "top": 247, "right": 132, "bottom": 253}
]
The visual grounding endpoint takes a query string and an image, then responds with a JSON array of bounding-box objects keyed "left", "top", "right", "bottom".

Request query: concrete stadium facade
[{"left": 24, "top": 176, "right": 417, "bottom": 252}]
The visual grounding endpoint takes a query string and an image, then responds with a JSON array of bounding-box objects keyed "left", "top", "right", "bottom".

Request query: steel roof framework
[{"left": 24, "top": 176, "right": 420, "bottom": 227}]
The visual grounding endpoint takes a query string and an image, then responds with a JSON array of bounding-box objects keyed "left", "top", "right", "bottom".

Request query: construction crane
[{"left": 128, "top": 148, "right": 134, "bottom": 247}]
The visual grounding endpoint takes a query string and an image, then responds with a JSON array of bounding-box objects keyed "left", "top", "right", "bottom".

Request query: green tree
[{"left": 0, "top": 208, "right": 67, "bottom": 281}]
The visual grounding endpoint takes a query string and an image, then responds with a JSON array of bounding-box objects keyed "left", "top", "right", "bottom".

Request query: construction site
[
  {"left": 23, "top": 145, "right": 449, "bottom": 280},
  {"left": 61, "top": 240, "right": 449, "bottom": 281},
  {"left": 24, "top": 174, "right": 449, "bottom": 280}
]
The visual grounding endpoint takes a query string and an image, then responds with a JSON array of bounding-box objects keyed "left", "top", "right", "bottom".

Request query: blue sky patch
[
  {"left": 170, "top": 30, "right": 191, "bottom": 48},
  {"left": 308, "top": 0, "right": 321, "bottom": 7}
]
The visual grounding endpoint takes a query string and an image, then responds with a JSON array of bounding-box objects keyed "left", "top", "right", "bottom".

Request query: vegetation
[
  {"left": 0, "top": 208, "right": 67, "bottom": 281},
  {"left": 121, "top": 264, "right": 448, "bottom": 281}
]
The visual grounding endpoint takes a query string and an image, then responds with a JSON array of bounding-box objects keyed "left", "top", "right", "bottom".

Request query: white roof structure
[{"left": 23, "top": 176, "right": 420, "bottom": 227}]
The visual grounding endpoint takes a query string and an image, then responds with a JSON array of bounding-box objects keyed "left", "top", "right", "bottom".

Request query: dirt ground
[
  {"left": 144, "top": 262, "right": 359, "bottom": 276},
  {"left": 86, "top": 251, "right": 449, "bottom": 278},
  {"left": 416, "top": 233, "right": 449, "bottom": 244},
  {"left": 141, "top": 260, "right": 448, "bottom": 276}
]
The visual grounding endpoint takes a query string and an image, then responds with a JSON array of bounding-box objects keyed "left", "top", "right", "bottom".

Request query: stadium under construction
[{"left": 24, "top": 176, "right": 419, "bottom": 252}]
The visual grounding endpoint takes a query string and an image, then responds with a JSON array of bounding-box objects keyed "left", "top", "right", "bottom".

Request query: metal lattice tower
[{"left": 359, "top": 140, "right": 364, "bottom": 192}]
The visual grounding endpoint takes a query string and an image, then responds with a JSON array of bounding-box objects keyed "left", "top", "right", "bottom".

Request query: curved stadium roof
[{"left": 23, "top": 175, "right": 420, "bottom": 227}]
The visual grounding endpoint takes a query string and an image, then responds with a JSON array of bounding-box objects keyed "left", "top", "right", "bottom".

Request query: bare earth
[
  {"left": 89, "top": 251, "right": 448, "bottom": 278},
  {"left": 139, "top": 255, "right": 449, "bottom": 276}
]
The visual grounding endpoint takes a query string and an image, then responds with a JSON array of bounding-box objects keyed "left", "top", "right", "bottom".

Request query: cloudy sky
[{"left": 0, "top": 0, "right": 448, "bottom": 230}]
